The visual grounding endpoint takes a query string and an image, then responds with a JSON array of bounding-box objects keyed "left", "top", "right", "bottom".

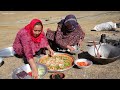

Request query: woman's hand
[
  {"left": 47, "top": 45, "right": 54, "bottom": 57},
  {"left": 49, "top": 49, "right": 54, "bottom": 57},
  {"left": 67, "top": 45, "right": 75, "bottom": 52},
  {"left": 32, "top": 69, "right": 38, "bottom": 79},
  {"left": 28, "top": 58, "right": 39, "bottom": 79}
]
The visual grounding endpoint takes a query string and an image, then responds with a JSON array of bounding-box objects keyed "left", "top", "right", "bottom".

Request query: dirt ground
[{"left": 0, "top": 11, "right": 120, "bottom": 79}]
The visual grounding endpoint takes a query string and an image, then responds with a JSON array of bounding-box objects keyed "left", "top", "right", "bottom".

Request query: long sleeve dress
[
  {"left": 13, "top": 28, "right": 49, "bottom": 61},
  {"left": 46, "top": 21, "right": 85, "bottom": 51}
]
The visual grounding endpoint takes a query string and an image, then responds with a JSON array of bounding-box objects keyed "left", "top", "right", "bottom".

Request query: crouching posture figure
[
  {"left": 46, "top": 14, "right": 85, "bottom": 52},
  {"left": 13, "top": 19, "right": 54, "bottom": 79}
]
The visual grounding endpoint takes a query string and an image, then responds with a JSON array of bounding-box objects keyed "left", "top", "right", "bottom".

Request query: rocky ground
[{"left": 0, "top": 11, "right": 120, "bottom": 79}]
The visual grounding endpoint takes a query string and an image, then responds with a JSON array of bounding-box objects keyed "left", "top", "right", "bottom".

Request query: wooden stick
[{"left": 93, "top": 41, "right": 101, "bottom": 58}]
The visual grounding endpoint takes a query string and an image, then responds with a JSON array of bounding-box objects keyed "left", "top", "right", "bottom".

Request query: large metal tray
[{"left": 38, "top": 52, "right": 75, "bottom": 72}]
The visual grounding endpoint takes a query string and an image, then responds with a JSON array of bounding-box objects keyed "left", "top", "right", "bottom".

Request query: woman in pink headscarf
[{"left": 13, "top": 19, "right": 54, "bottom": 79}]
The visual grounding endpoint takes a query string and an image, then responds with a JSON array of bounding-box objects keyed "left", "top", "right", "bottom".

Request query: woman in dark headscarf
[{"left": 46, "top": 14, "right": 85, "bottom": 52}]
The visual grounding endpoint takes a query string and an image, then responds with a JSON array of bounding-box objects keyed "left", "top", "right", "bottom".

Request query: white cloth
[
  {"left": 93, "top": 22, "right": 117, "bottom": 31},
  {"left": 0, "top": 47, "right": 15, "bottom": 57}
]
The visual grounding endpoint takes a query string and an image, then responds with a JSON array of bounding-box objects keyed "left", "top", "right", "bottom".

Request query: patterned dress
[
  {"left": 13, "top": 28, "right": 48, "bottom": 60},
  {"left": 46, "top": 21, "right": 85, "bottom": 51}
]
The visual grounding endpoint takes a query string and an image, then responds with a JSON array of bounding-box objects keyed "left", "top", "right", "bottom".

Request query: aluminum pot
[{"left": 87, "top": 43, "right": 120, "bottom": 64}]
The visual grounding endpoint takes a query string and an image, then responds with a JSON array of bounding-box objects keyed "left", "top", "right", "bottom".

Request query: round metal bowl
[
  {"left": 37, "top": 63, "right": 48, "bottom": 79},
  {"left": 87, "top": 43, "right": 120, "bottom": 64},
  {"left": 74, "top": 58, "right": 93, "bottom": 68},
  {"left": 39, "top": 52, "right": 74, "bottom": 72},
  {"left": 12, "top": 63, "right": 48, "bottom": 79}
]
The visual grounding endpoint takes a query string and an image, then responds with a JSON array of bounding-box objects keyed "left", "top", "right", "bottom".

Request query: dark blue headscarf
[{"left": 64, "top": 14, "right": 78, "bottom": 31}]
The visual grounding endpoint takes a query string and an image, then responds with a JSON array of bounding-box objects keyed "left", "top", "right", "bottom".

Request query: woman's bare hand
[
  {"left": 67, "top": 45, "right": 75, "bottom": 52},
  {"left": 28, "top": 58, "right": 39, "bottom": 79},
  {"left": 49, "top": 49, "right": 54, "bottom": 57},
  {"left": 32, "top": 69, "right": 38, "bottom": 79}
]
